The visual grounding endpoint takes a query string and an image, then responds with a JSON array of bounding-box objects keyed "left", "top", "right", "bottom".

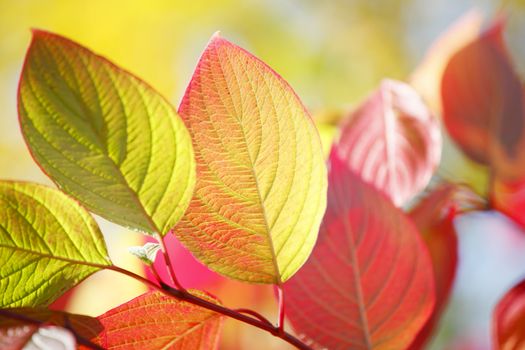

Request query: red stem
[
  {"left": 156, "top": 233, "right": 185, "bottom": 291},
  {"left": 234, "top": 308, "right": 273, "bottom": 326},
  {"left": 107, "top": 266, "right": 312, "bottom": 350},
  {"left": 277, "top": 284, "right": 286, "bottom": 333}
]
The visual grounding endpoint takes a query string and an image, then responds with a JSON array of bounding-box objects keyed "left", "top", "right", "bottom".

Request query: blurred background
[{"left": 2, "top": 0, "right": 525, "bottom": 349}]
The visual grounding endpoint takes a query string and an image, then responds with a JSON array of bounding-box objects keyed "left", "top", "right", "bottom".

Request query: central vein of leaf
[
  {"left": 343, "top": 214, "right": 372, "bottom": 348},
  {"left": 381, "top": 87, "right": 398, "bottom": 204},
  {"left": 237, "top": 120, "right": 281, "bottom": 284}
]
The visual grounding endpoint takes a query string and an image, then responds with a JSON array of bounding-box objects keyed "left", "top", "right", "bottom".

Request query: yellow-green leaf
[
  {"left": 0, "top": 181, "right": 111, "bottom": 307},
  {"left": 18, "top": 30, "right": 195, "bottom": 235},
  {"left": 175, "top": 34, "right": 328, "bottom": 284}
]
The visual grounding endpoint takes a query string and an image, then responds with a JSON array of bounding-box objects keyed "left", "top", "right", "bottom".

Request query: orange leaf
[
  {"left": 410, "top": 10, "right": 484, "bottom": 114},
  {"left": 0, "top": 308, "right": 102, "bottom": 350},
  {"left": 334, "top": 79, "right": 441, "bottom": 206},
  {"left": 93, "top": 291, "right": 223, "bottom": 350},
  {"left": 283, "top": 152, "right": 435, "bottom": 350},
  {"left": 175, "top": 34, "right": 327, "bottom": 284},
  {"left": 441, "top": 18, "right": 525, "bottom": 180}
]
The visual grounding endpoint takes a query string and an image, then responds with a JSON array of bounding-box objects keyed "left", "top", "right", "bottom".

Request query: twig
[{"left": 107, "top": 265, "right": 312, "bottom": 350}]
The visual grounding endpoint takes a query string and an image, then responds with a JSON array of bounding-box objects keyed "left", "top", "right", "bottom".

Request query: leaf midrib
[
  {"left": 0, "top": 243, "right": 110, "bottom": 269},
  {"left": 213, "top": 45, "right": 281, "bottom": 284},
  {"left": 342, "top": 203, "right": 372, "bottom": 349}
]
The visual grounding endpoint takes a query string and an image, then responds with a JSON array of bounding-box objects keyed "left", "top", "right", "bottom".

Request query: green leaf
[
  {"left": 128, "top": 242, "right": 160, "bottom": 265},
  {"left": 18, "top": 30, "right": 196, "bottom": 235},
  {"left": 0, "top": 181, "right": 111, "bottom": 307}
]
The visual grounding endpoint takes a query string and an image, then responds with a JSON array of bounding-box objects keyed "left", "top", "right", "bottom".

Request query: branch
[{"left": 107, "top": 265, "right": 312, "bottom": 350}]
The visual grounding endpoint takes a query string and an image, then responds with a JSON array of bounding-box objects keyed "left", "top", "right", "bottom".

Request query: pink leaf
[
  {"left": 334, "top": 79, "right": 441, "bottom": 206},
  {"left": 283, "top": 152, "right": 435, "bottom": 350}
]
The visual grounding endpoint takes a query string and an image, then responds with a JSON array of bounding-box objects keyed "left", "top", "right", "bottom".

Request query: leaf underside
[
  {"left": 334, "top": 79, "right": 441, "bottom": 207},
  {"left": 18, "top": 30, "right": 195, "bottom": 235},
  {"left": 175, "top": 34, "right": 327, "bottom": 284}
]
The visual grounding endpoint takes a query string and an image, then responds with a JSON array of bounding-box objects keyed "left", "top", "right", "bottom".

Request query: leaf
[
  {"left": 174, "top": 34, "right": 327, "bottom": 284},
  {"left": 18, "top": 30, "right": 196, "bottom": 235},
  {"left": 407, "top": 184, "right": 460, "bottom": 349},
  {"left": 492, "top": 176, "right": 525, "bottom": 229},
  {"left": 0, "top": 308, "right": 102, "bottom": 350},
  {"left": 333, "top": 79, "right": 441, "bottom": 206},
  {"left": 145, "top": 234, "right": 223, "bottom": 290},
  {"left": 93, "top": 290, "right": 223, "bottom": 349},
  {"left": 0, "top": 181, "right": 111, "bottom": 307},
  {"left": 283, "top": 152, "right": 435, "bottom": 350},
  {"left": 441, "top": 18, "right": 525, "bottom": 180},
  {"left": 493, "top": 278, "right": 525, "bottom": 350},
  {"left": 410, "top": 10, "right": 484, "bottom": 114},
  {"left": 128, "top": 242, "right": 161, "bottom": 265}
]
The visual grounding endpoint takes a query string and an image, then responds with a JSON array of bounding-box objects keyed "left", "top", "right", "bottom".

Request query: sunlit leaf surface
[
  {"left": 18, "top": 30, "right": 195, "bottom": 235},
  {"left": 93, "top": 290, "right": 223, "bottom": 349},
  {"left": 0, "top": 181, "right": 111, "bottom": 307},
  {"left": 284, "top": 153, "right": 435, "bottom": 350},
  {"left": 175, "top": 34, "right": 327, "bottom": 284}
]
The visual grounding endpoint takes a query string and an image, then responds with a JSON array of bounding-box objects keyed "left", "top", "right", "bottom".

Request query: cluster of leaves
[{"left": 1, "top": 10, "right": 525, "bottom": 350}]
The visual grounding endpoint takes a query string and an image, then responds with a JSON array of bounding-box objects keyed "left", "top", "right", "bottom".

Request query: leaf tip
[
  {"left": 211, "top": 31, "right": 222, "bottom": 40},
  {"left": 208, "top": 31, "right": 228, "bottom": 48}
]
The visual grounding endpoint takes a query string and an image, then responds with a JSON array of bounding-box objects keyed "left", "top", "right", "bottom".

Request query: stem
[
  {"left": 234, "top": 308, "right": 273, "bottom": 326},
  {"left": 155, "top": 233, "right": 185, "bottom": 291},
  {"left": 107, "top": 266, "right": 312, "bottom": 350},
  {"left": 277, "top": 284, "right": 286, "bottom": 333},
  {"left": 148, "top": 264, "right": 162, "bottom": 287}
]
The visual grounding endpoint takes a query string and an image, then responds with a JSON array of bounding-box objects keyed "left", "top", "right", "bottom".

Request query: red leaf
[
  {"left": 334, "top": 79, "right": 441, "bottom": 206},
  {"left": 441, "top": 18, "right": 525, "bottom": 180},
  {"left": 94, "top": 290, "right": 223, "bottom": 349},
  {"left": 283, "top": 152, "right": 435, "bottom": 350},
  {"left": 493, "top": 278, "right": 525, "bottom": 349},
  {"left": 492, "top": 176, "right": 525, "bottom": 229},
  {"left": 407, "top": 184, "right": 460, "bottom": 349},
  {"left": 410, "top": 10, "right": 484, "bottom": 114}
]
